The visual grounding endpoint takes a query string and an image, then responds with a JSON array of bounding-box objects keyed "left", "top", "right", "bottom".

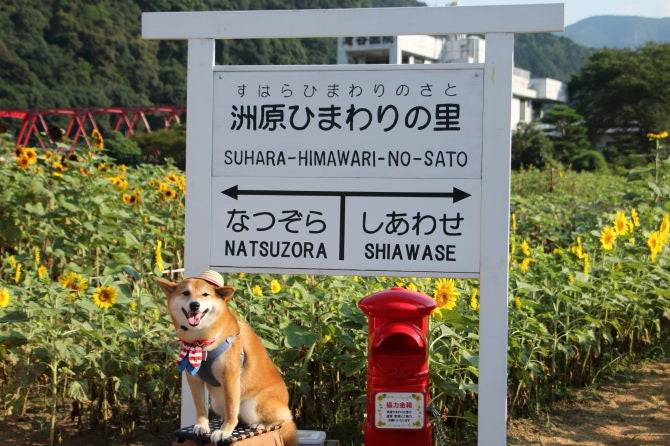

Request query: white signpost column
[{"left": 142, "top": 5, "right": 564, "bottom": 444}]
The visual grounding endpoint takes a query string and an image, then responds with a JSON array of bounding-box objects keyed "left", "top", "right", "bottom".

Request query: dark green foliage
[
  {"left": 515, "top": 33, "right": 594, "bottom": 82},
  {"left": 1, "top": 0, "right": 582, "bottom": 109},
  {"left": 511, "top": 122, "right": 554, "bottom": 169},
  {"left": 570, "top": 43, "right": 670, "bottom": 152},
  {"left": 0, "top": 0, "right": 421, "bottom": 109},
  {"left": 104, "top": 131, "right": 142, "bottom": 165},
  {"left": 541, "top": 105, "right": 591, "bottom": 165},
  {"left": 131, "top": 126, "right": 186, "bottom": 168},
  {"left": 570, "top": 150, "right": 608, "bottom": 172}
]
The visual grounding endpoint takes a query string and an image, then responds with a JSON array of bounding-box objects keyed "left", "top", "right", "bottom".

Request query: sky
[{"left": 425, "top": 0, "right": 670, "bottom": 25}]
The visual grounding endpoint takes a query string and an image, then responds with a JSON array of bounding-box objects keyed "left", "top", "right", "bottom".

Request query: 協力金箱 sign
[{"left": 210, "top": 64, "right": 483, "bottom": 277}]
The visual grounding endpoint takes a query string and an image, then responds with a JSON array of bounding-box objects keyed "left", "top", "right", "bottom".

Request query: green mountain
[
  {"left": 0, "top": 0, "right": 585, "bottom": 109},
  {"left": 565, "top": 15, "right": 670, "bottom": 49},
  {"left": 515, "top": 33, "right": 593, "bottom": 82}
]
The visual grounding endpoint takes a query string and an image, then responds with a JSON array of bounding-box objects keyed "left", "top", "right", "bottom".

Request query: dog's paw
[
  {"left": 209, "top": 428, "right": 231, "bottom": 444},
  {"left": 193, "top": 422, "right": 210, "bottom": 436}
]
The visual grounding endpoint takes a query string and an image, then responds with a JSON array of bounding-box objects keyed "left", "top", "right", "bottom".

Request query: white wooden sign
[
  {"left": 211, "top": 177, "right": 480, "bottom": 276},
  {"left": 212, "top": 66, "right": 483, "bottom": 179},
  {"left": 142, "top": 4, "right": 564, "bottom": 446},
  {"left": 210, "top": 65, "right": 483, "bottom": 276}
]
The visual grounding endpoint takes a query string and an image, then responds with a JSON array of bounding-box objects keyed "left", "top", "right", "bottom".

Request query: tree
[
  {"left": 511, "top": 122, "right": 554, "bottom": 169},
  {"left": 541, "top": 104, "right": 590, "bottom": 165},
  {"left": 570, "top": 43, "right": 670, "bottom": 152}
]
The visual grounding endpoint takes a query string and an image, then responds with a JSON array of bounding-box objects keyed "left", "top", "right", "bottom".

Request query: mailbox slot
[{"left": 373, "top": 322, "right": 425, "bottom": 354}]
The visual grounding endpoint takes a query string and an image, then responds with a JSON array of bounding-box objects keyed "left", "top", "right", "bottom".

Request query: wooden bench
[{"left": 173, "top": 420, "right": 284, "bottom": 446}]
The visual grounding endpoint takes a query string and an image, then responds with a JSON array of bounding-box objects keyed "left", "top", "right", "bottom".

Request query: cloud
[{"left": 657, "top": 0, "right": 670, "bottom": 17}]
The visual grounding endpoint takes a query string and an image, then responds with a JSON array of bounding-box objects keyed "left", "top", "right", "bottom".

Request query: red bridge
[{"left": 0, "top": 106, "right": 185, "bottom": 150}]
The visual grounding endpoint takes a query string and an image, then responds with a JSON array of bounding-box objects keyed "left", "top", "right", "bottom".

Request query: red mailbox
[{"left": 358, "top": 287, "right": 436, "bottom": 446}]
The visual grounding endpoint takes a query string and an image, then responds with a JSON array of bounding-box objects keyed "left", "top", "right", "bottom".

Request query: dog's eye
[
  {"left": 182, "top": 290, "right": 190, "bottom": 296},
  {"left": 202, "top": 292, "right": 210, "bottom": 297}
]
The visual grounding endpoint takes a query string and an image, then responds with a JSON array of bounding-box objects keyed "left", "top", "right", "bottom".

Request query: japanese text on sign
[
  {"left": 212, "top": 66, "right": 483, "bottom": 179},
  {"left": 375, "top": 392, "right": 424, "bottom": 429}
]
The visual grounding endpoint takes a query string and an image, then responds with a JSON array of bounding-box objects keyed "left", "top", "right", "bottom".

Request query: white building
[{"left": 337, "top": 33, "right": 567, "bottom": 129}]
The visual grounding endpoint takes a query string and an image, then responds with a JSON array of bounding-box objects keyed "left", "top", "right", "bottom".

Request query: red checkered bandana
[{"left": 178, "top": 338, "right": 216, "bottom": 370}]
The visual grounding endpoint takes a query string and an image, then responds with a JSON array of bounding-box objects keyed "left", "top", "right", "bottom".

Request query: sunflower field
[{"left": 0, "top": 134, "right": 669, "bottom": 445}]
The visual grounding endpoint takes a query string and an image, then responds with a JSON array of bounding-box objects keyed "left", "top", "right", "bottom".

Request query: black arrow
[{"left": 222, "top": 185, "right": 471, "bottom": 203}]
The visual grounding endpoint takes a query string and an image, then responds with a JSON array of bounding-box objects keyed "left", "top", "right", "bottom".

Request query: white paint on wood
[
  {"left": 141, "top": 4, "right": 564, "bottom": 442},
  {"left": 478, "top": 32, "right": 514, "bottom": 446},
  {"left": 182, "top": 38, "right": 215, "bottom": 428},
  {"left": 211, "top": 65, "right": 484, "bottom": 179},
  {"left": 210, "top": 177, "right": 482, "bottom": 276},
  {"left": 142, "top": 4, "right": 564, "bottom": 40}
]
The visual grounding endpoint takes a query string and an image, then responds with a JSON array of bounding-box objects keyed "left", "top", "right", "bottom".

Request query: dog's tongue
[{"left": 188, "top": 313, "right": 201, "bottom": 326}]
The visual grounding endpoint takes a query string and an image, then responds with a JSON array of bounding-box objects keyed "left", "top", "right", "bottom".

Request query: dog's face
[{"left": 157, "top": 277, "right": 235, "bottom": 337}]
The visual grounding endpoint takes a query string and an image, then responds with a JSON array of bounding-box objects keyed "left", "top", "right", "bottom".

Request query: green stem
[
  {"left": 654, "top": 140, "right": 662, "bottom": 206},
  {"left": 49, "top": 360, "right": 58, "bottom": 446}
]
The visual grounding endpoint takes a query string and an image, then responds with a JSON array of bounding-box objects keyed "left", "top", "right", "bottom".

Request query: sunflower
[
  {"left": 520, "top": 240, "right": 531, "bottom": 257},
  {"left": 37, "top": 265, "right": 48, "bottom": 280},
  {"left": 92, "top": 285, "right": 117, "bottom": 309},
  {"left": 630, "top": 208, "right": 640, "bottom": 227},
  {"left": 91, "top": 128, "right": 104, "bottom": 149},
  {"left": 52, "top": 161, "right": 65, "bottom": 173},
  {"left": 154, "top": 240, "right": 164, "bottom": 272},
  {"left": 23, "top": 147, "right": 37, "bottom": 162},
  {"left": 600, "top": 226, "right": 617, "bottom": 251},
  {"left": 251, "top": 285, "right": 263, "bottom": 297},
  {"left": 660, "top": 214, "right": 670, "bottom": 239},
  {"left": 0, "top": 288, "right": 10, "bottom": 308},
  {"left": 16, "top": 155, "right": 31, "bottom": 169},
  {"left": 648, "top": 231, "right": 662, "bottom": 263},
  {"left": 519, "top": 257, "right": 532, "bottom": 272},
  {"left": 270, "top": 279, "right": 282, "bottom": 294},
  {"left": 108, "top": 175, "right": 128, "bottom": 190},
  {"left": 13, "top": 263, "right": 22, "bottom": 284},
  {"left": 79, "top": 167, "right": 91, "bottom": 176},
  {"left": 514, "top": 296, "right": 522, "bottom": 309},
  {"left": 59, "top": 271, "right": 88, "bottom": 293},
  {"left": 614, "top": 211, "right": 629, "bottom": 236},
  {"left": 582, "top": 253, "right": 591, "bottom": 275},
  {"left": 162, "top": 188, "right": 177, "bottom": 200},
  {"left": 14, "top": 146, "right": 25, "bottom": 157},
  {"left": 571, "top": 237, "right": 585, "bottom": 259},
  {"left": 406, "top": 282, "right": 418, "bottom": 292},
  {"left": 122, "top": 191, "right": 141, "bottom": 206},
  {"left": 647, "top": 130, "right": 669, "bottom": 140},
  {"left": 469, "top": 288, "right": 479, "bottom": 311},
  {"left": 433, "top": 278, "right": 459, "bottom": 310}
]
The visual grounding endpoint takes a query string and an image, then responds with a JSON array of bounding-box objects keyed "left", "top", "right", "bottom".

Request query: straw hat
[{"left": 193, "top": 270, "right": 224, "bottom": 288}]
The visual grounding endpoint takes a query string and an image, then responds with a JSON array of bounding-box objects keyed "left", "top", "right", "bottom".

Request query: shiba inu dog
[{"left": 157, "top": 271, "right": 296, "bottom": 445}]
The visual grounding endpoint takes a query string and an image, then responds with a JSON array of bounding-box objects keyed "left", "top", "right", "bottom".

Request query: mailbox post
[{"left": 358, "top": 287, "right": 436, "bottom": 446}]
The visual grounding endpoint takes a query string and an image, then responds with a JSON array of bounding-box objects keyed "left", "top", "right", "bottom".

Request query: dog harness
[{"left": 177, "top": 335, "right": 244, "bottom": 387}]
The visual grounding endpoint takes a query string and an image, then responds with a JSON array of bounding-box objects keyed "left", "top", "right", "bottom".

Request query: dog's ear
[
  {"left": 215, "top": 286, "right": 235, "bottom": 301},
  {"left": 156, "top": 278, "right": 178, "bottom": 296}
]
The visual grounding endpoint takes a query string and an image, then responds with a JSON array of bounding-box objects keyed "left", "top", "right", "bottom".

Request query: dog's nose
[{"left": 189, "top": 301, "right": 200, "bottom": 312}]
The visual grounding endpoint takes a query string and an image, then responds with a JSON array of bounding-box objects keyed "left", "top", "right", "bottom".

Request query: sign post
[{"left": 142, "top": 5, "right": 564, "bottom": 444}]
